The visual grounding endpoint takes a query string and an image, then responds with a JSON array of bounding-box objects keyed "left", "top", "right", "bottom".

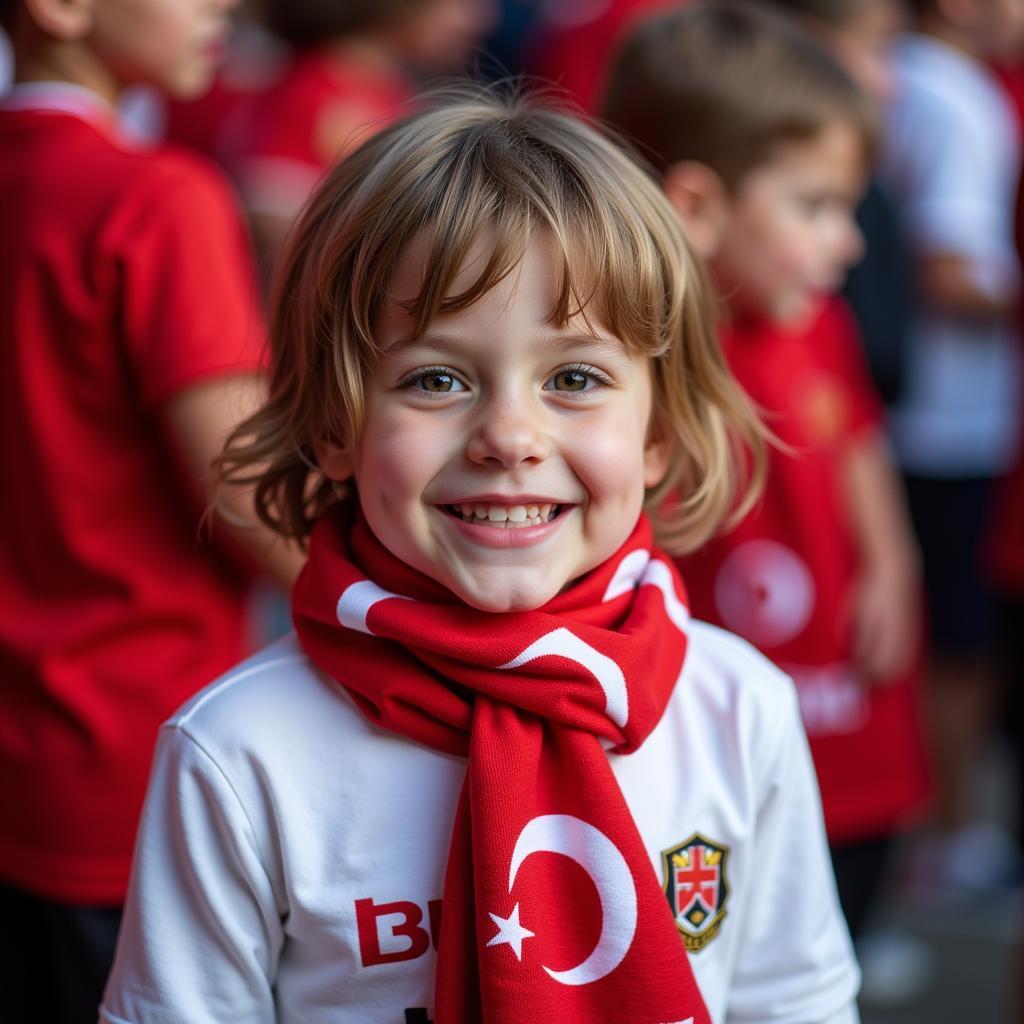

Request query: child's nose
[
  {"left": 837, "top": 216, "right": 865, "bottom": 267},
  {"left": 465, "top": 399, "right": 550, "bottom": 468}
]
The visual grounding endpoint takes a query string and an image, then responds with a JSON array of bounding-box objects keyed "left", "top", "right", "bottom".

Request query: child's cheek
[{"left": 565, "top": 413, "right": 648, "bottom": 513}]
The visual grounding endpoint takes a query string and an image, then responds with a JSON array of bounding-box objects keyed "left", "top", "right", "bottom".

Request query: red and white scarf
[{"left": 293, "top": 505, "right": 710, "bottom": 1024}]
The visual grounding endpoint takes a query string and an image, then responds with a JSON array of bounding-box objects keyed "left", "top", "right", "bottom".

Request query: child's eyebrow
[{"left": 382, "top": 331, "right": 629, "bottom": 358}]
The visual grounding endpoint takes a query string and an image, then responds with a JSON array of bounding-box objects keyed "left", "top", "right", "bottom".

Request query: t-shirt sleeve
[
  {"left": 117, "top": 158, "right": 266, "bottom": 408},
  {"left": 886, "top": 78, "right": 1019, "bottom": 293},
  {"left": 725, "top": 681, "right": 861, "bottom": 1023},
  {"left": 100, "top": 725, "right": 282, "bottom": 1024}
]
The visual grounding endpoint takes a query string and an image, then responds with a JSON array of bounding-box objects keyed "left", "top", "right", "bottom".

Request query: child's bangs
[{"left": 370, "top": 115, "right": 677, "bottom": 356}]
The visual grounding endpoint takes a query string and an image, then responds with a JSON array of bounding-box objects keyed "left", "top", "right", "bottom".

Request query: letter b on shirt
[{"left": 356, "top": 897, "right": 432, "bottom": 966}]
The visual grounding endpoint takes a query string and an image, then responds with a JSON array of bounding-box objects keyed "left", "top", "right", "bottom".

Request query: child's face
[
  {"left": 318, "top": 237, "right": 671, "bottom": 613},
  {"left": 88, "top": 0, "right": 236, "bottom": 98},
  {"left": 713, "top": 121, "right": 866, "bottom": 327}
]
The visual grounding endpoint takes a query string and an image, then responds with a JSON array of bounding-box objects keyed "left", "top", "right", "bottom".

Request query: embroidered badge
[{"left": 662, "top": 833, "right": 730, "bottom": 952}]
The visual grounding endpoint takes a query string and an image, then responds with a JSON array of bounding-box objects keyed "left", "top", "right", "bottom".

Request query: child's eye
[
  {"left": 797, "top": 195, "right": 827, "bottom": 216},
  {"left": 545, "top": 364, "right": 611, "bottom": 394},
  {"left": 401, "top": 367, "right": 466, "bottom": 394}
]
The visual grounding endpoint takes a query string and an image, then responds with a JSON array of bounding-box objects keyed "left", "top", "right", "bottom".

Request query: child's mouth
[{"left": 446, "top": 503, "right": 561, "bottom": 529}]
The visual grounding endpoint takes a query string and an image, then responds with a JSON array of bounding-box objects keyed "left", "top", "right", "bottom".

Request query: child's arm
[
  {"left": 101, "top": 725, "right": 282, "bottom": 1023},
  {"left": 164, "top": 374, "right": 305, "bottom": 591},
  {"left": 119, "top": 155, "right": 305, "bottom": 591},
  {"left": 726, "top": 679, "right": 860, "bottom": 1022},
  {"left": 841, "top": 429, "right": 921, "bottom": 683},
  {"left": 916, "top": 252, "right": 1018, "bottom": 319}
]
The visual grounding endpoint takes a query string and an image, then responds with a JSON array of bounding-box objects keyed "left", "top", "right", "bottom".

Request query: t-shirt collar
[{"left": 0, "top": 81, "right": 114, "bottom": 125}]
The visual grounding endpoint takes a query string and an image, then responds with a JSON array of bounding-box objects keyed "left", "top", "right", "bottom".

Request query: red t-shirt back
[
  {"left": 678, "top": 299, "right": 930, "bottom": 843},
  {"left": 0, "top": 85, "right": 265, "bottom": 903}
]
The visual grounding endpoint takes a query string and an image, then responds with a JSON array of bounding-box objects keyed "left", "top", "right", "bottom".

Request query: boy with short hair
[
  {"left": 762, "top": 0, "right": 913, "bottom": 406},
  {"left": 230, "top": 0, "right": 496, "bottom": 271},
  {"left": 0, "top": 0, "right": 303, "bottom": 1019},
  {"left": 604, "top": 0, "right": 930, "bottom": 940}
]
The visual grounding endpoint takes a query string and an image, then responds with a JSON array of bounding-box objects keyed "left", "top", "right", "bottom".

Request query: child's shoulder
[
  {"left": 678, "top": 618, "right": 800, "bottom": 747},
  {"left": 159, "top": 633, "right": 463, "bottom": 824},
  {"left": 168, "top": 633, "right": 366, "bottom": 745},
  {"left": 104, "top": 136, "right": 241, "bottom": 220},
  {"left": 894, "top": 34, "right": 1006, "bottom": 124},
  {"left": 3, "top": 109, "right": 239, "bottom": 229}
]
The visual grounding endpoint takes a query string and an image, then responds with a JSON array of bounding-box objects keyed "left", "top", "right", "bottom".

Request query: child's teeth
[{"left": 452, "top": 502, "right": 561, "bottom": 525}]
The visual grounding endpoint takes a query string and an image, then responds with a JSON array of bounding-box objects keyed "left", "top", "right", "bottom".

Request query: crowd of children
[{"left": 2, "top": 0, "right": 1024, "bottom": 1021}]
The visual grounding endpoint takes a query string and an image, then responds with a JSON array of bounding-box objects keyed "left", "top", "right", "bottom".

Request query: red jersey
[
  {"left": 230, "top": 46, "right": 412, "bottom": 217},
  {"left": 526, "top": 0, "right": 676, "bottom": 113},
  {"left": 0, "top": 84, "right": 265, "bottom": 903},
  {"left": 678, "top": 299, "right": 929, "bottom": 842}
]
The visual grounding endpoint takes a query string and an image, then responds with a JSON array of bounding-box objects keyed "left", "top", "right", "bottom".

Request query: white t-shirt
[
  {"left": 882, "top": 33, "right": 1022, "bottom": 476},
  {"left": 100, "top": 624, "right": 859, "bottom": 1024}
]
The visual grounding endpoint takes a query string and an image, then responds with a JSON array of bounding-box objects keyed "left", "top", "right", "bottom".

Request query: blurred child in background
[
  {"left": 232, "top": 0, "right": 496, "bottom": 273},
  {"left": 0, "top": 0, "right": 303, "bottom": 1020},
  {"left": 881, "top": 0, "right": 1024, "bottom": 892},
  {"left": 605, "top": 0, "right": 929, "bottom": 950},
  {"left": 764, "top": 0, "right": 913, "bottom": 407}
]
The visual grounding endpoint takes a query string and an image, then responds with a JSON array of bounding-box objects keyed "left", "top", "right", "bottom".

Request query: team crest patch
[{"left": 661, "top": 833, "right": 730, "bottom": 952}]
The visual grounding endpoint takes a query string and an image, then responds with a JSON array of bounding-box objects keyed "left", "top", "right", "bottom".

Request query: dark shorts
[
  {"left": 903, "top": 474, "right": 997, "bottom": 657},
  {"left": 0, "top": 881, "right": 122, "bottom": 1024},
  {"left": 830, "top": 833, "right": 894, "bottom": 940}
]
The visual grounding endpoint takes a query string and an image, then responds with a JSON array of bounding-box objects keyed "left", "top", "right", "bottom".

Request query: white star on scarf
[{"left": 486, "top": 903, "right": 535, "bottom": 961}]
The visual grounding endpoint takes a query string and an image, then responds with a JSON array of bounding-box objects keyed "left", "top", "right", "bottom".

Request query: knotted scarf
[{"left": 292, "top": 504, "right": 710, "bottom": 1024}]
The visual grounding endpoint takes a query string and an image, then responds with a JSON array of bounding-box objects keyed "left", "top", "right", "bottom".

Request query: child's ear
[
  {"left": 24, "top": 0, "right": 95, "bottom": 39},
  {"left": 314, "top": 438, "right": 354, "bottom": 482},
  {"left": 662, "top": 160, "right": 730, "bottom": 260},
  {"left": 643, "top": 425, "right": 673, "bottom": 490}
]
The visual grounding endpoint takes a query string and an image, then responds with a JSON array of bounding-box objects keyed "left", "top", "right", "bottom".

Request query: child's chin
[
  {"left": 451, "top": 577, "right": 562, "bottom": 614},
  {"left": 772, "top": 291, "right": 827, "bottom": 329}
]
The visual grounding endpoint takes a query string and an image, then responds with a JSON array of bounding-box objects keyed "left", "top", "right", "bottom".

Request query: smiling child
[{"left": 101, "top": 90, "right": 860, "bottom": 1023}]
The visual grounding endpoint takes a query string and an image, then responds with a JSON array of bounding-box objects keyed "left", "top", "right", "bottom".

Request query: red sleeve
[
  {"left": 816, "top": 297, "right": 884, "bottom": 441},
  {"left": 117, "top": 155, "right": 266, "bottom": 407}
]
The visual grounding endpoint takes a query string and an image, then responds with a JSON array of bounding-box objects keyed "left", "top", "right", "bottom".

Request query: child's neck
[{"left": 14, "top": 40, "right": 122, "bottom": 107}]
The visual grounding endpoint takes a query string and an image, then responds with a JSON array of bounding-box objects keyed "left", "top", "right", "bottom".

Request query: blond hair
[
  {"left": 218, "top": 87, "right": 766, "bottom": 555},
  {"left": 602, "top": 0, "right": 878, "bottom": 188}
]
